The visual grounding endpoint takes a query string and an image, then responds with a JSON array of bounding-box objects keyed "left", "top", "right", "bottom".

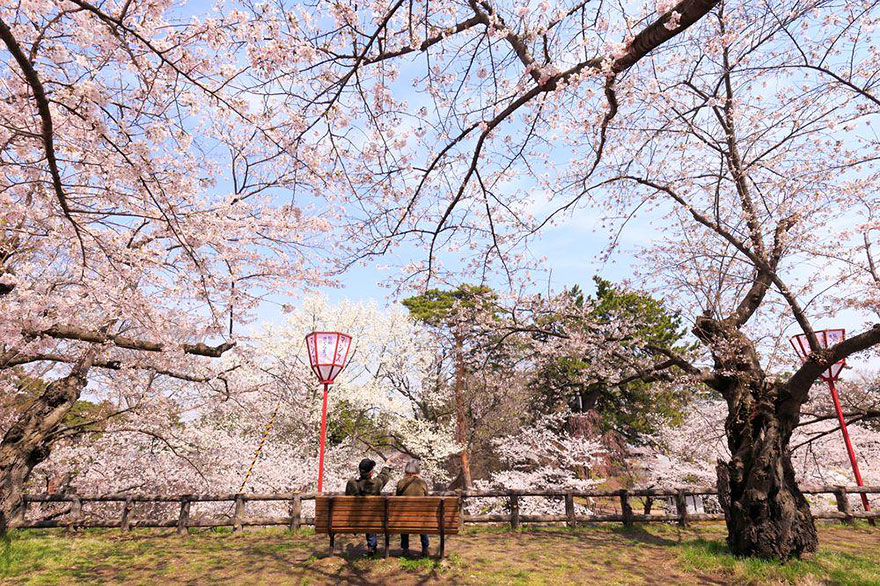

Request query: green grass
[
  {"left": 679, "top": 537, "right": 880, "bottom": 585},
  {"left": 398, "top": 555, "right": 440, "bottom": 571},
  {"left": 1, "top": 523, "right": 878, "bottom": 585}
]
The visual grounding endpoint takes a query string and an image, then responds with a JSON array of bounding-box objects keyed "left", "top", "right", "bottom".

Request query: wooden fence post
[
  {"left": 68, "top": 496, "right": 83, "bottom": 532},
  {"left": 120, "top": 498, "right": 133, "bottom": 532},
  {"left": 643, "top": 496, "right": 654, "bottom": 515},
  {"left": 565, "top": 492, "right": 575, "bottom": 528},
  {"left": 509, "top": 493, "right": 521, "bottom": 530},
  {"left": 834, "top": 486, "right": 853, "bottom": 525},
  {"left": 620, "top": 490, "right": 633, "bottom": 528},
  {"left": 289, "top": 495, "right": 301, "bottom": 531},
  {"left": 233, "top": 495, "right": 246, "bottom": 532},
  {"left": 11, "top": 499, "right": 26, "bottom": 528},
  {"left": 674, "top": 490, "right": 689, "bottom": 527},
  {"left": 177, "top": 498, "right": 191, "bottom": 535}
]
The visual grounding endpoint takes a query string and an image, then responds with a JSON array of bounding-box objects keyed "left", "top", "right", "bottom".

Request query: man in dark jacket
[
  {"left": 396, "top": 459, "right": 430, "bottom": 557},
  {"left": 345, "top": 457, "right": 393, "bottom": 555}
]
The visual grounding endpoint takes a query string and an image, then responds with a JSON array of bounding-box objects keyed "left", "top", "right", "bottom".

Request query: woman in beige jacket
[{"left": 396, "top": 459, "right": 430, "bottom": 556}]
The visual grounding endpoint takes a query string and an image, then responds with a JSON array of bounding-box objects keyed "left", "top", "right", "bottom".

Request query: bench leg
[
  {"left": 438, "top": 498, "right": 447, "bottom": 559},
  {"left": 329, "top": 532, "right": 335, "bottom": 553},
  {"left": 384, "top": 530, "right": 389, "bottom": 559}
]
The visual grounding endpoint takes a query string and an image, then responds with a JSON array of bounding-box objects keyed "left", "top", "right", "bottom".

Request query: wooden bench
[{"left": 315, "top": 495, "right": 460, "bottom": 558}]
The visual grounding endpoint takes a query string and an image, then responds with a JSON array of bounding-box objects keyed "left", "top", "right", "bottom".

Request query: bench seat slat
[
  {"left": 316, "top": 525, "right": 460, "bottom": 533},
  {"left": 315, "top": 508, "right": 458, "bottom": 516},
  {"left": 315, "top": 515, "right": 460, "bottom": 524},
  {"left": 318, "top": 511, "right": 458, "bottom": 525},
  {"left": 317, "top": 527, "right": 459, "bottom": 535},
  {"left": 315, "top": 517, "right": 460, "bottom": 529},
  {"left": 316, "top": 496, "right": 457, "bottom": 501}
]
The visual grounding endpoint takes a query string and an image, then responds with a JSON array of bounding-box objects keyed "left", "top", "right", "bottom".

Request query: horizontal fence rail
[{"left": 13, "top": 486, "right": 880, "bottom": 533}]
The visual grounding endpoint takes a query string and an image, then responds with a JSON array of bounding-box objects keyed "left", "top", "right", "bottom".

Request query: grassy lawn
[{"left": 2, "top": 522, "right": 878, "bottom": 585}]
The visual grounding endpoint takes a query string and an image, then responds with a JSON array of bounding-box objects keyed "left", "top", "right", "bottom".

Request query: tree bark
[
  {"left": 0, "top": 358, "right": 92, "bottom": 534},
  {"left": 454, "top": 331, "right": 472, "bottom": 489},
  {"left": 697, "top": 317, "right": 818, "bottom": 559},
  {"left": 717, "top": 399, "right": 817, "bottom": 558}
]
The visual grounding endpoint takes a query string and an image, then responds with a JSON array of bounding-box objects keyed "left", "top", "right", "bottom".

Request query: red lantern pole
[
  {"left": 317, "top": 382, "right": 330, "bottom": 493},
  {"left": 827, "top": 379, "right": 871, "bottom": 515},
  {"left": 306, "top": 331, "right": 352, "bottom": 494},
  {"left": 791, "top": 329, "right": 873, "bottom": 523}
]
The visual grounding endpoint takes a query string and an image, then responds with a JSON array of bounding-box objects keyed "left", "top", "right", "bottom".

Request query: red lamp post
[
  {"left": 790, "top": 328, "right": 872, "bottom": 516},
  {"left": 305, "top": 331, "right": 353, "bottom": 493}
]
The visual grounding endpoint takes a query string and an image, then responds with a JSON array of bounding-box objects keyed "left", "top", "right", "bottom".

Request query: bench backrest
[{"left": 315, "top": 496, "right": 460, "bottom": 535}]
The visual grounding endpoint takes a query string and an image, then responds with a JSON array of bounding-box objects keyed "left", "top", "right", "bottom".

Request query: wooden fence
[{"left": 13, "top": 485, "right": 880, "bottom": 533}]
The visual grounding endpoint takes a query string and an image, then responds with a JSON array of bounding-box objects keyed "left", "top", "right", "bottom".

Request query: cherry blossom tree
[
  {"left": 263, "top": 0, "right": 880, "bottom": 558},
  {"left": 579, "top": 3, "right": 880, "bottom": 557},
  {"left": 0, "top": 0, "right": 334, "bottom": 533},
  {"left": 470, "top": 411, "right": 605, "bottom": 517}
]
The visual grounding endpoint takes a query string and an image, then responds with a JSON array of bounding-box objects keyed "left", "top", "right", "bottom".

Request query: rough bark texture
[
  {"left": 0, "top": 359, "right": 91, "bottom": 534},
  {"left": 453, "top": 332, "right": 473, "bottom": 489},
  {"left": 718, "top": 397, "right": 818, "bottom": 558},
  {"left": 696, "top": 317, "right": 818, "bottom": 559}
]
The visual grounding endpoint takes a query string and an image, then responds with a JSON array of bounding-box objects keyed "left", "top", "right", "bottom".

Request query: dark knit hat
[{"left": 358, "top": 458, "right": 376, "bottom": 475}]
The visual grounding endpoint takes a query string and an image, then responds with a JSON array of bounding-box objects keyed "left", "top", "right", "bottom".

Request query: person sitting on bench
[
  {"left": 345, "top": 457, "right": 393, "bottom": 555},
  {"left": 396, "top": 459, "right": 430, "bottom": 557}
]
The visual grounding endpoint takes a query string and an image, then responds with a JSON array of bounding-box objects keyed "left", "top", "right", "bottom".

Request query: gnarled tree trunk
[
  {"left": 0, "top": 359, "right": 91, "bottom": 534},
  {"left": 716, "top": 388, "right": 817, "bottom": 558},
  {"left": 697, "top": 318, "right": 818, "bottom": 559}
]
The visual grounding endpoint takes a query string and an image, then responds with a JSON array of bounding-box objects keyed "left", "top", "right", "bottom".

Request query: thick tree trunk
[
  {"left": 697, "top": 318, "right": 818, "bottom": 559},
  {"left": 716, "top": 401, "right": 817, "bottom": 558},
  {"left": 453, "top": 332, "right": 472, "bottom": 489},
  {"left": 0, "top": 360, "right": 90, "bottom": 533}
]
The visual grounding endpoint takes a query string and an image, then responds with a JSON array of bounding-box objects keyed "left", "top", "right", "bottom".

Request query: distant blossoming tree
[{"left": 470, "top": 412, "right": 605, "bottom": 516}]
